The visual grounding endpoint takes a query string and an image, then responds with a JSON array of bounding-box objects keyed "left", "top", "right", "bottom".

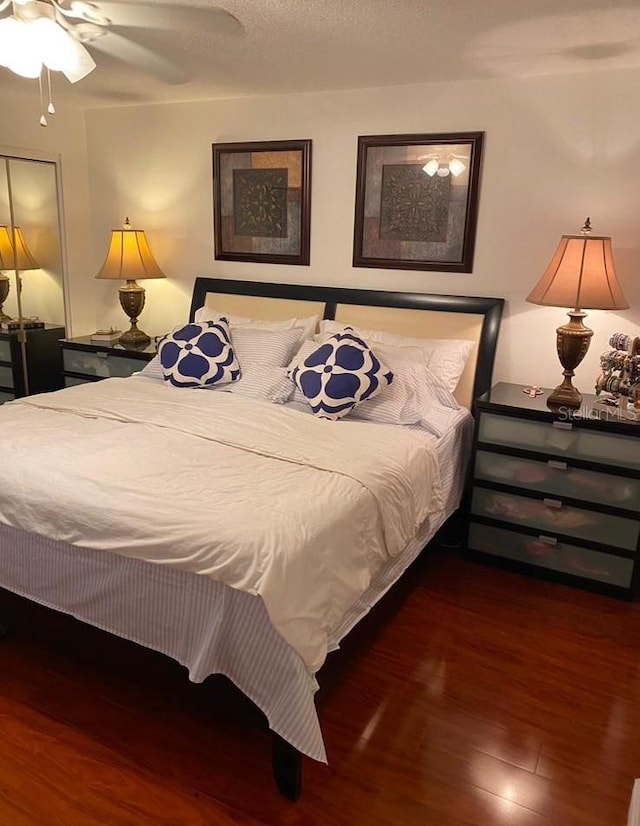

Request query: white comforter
[{"left": 0, "top": 378, "right": 442, "bottom": 672}]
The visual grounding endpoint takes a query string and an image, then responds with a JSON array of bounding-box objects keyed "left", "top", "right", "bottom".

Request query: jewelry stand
[{"left": 595, "top": 333, "right": 640, "bottom": 420}]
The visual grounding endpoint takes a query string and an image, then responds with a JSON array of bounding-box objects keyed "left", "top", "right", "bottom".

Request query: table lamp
[
  {"left": 527, "top": 218, "right": 629, "bottom": 409},
  {"left": 0, "top": 225, "right": 39, "bottom": 322},
  {"left": 95, "top": 217, "right": 167, "bottom": 347}
]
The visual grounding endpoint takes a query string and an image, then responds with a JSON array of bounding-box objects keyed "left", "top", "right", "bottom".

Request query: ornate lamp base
[
  {"left": 547, "top": 378, "right": 583, "bottom": 409},
  {"left": 0, "top": 276, "right": 12, "bottom": 322},
  {"left": 118, "top": 279, "right": 151, "bottom": 347},
  {"left": 119, "top": 326, "right": 152, "bottom": 348},
  {"left": 547, "top": 309, "right": 593, "bottom": 410}
]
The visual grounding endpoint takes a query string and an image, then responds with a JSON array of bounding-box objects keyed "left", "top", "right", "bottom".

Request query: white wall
[
  {"left": 1, "top": 91, "right": 94, "bottom": 335},
  {"left": 83, "top": 67, "right": 640, "bottom": 392}
]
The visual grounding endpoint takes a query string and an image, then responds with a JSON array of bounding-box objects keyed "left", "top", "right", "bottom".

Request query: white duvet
[{"left": 0, "top": 378, "right": 442, "bottom": 672}]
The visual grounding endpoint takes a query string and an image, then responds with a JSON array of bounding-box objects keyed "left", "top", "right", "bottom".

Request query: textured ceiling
[{"left": 3, "top": 0, "right": 640, "bottom": 108}]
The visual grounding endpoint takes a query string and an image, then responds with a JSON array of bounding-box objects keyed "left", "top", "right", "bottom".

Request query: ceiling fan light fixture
[
  {"left": 0, "top": 0, "right": 99, "bottom": 123},
  {"left": 0, "top": 16, "right": 43, "bottom": 77},
  {"left": 422, "top": 159, "right": 439, "bottom": 177},
  {"left": 32, "top": 16, "right": 79, "bottom": 71},
  {"left": 448, "top": 158, "right": 466, "bottom": 177}
]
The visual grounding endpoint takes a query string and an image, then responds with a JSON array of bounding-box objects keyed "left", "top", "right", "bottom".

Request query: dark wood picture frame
[
  {"left": 353, "top": 132, "right": 484, "bottom": 273},
  {"left": 212, "top": 139, "right": 312, "bottom": 266}
]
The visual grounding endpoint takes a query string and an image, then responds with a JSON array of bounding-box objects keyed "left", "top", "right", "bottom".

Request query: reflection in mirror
[
  {"left": 0, "top": 224, "right": 39, "bottom": 321},
  {"left": 2, "top": 158, "right": 66, "bottom": 327},
  {"left": 0, "top": 226, "right": 13, "bottom": 322},
  {"left": 0, "top": 153, "right": 67, "bottom": 401},
  {"left": 0, "top": 160, "right": 17, "bottom": 322}
]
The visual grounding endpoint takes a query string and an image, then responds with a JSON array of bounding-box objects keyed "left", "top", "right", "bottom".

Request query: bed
[{"left": 0, "top": 277, "right": 504, "bottom": 799}]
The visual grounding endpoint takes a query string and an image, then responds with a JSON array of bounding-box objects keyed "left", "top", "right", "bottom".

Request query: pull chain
[
  {"left": 38, "top": 70, "right": 47, "bottom": 127},
  {"left": 46, "top": 67, "right": 55, "bottom": 116}
]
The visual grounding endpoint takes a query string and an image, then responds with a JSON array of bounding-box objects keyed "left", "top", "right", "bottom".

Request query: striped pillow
[
  {"left": 232, "top": 325, "right": 302, "bottom": 369},
  {"left": 227, "top": 326, "right": 301, "bottom": 401},
  {"left": 225, "top": 367, "right": 293, "bottom": 403},
  {"left": 375, "top": 344, "right": 461, "bottom": 437},
  {"left": 194, "top": 306, "right": 319, "bottom": 343},
  {"left": 140, "top": 325, "right": 300, "bottom": 402}
]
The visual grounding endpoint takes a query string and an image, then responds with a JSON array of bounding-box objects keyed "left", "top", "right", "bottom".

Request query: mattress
[{"left": 0, "top": 381, "right": 472, "bottom": 762}]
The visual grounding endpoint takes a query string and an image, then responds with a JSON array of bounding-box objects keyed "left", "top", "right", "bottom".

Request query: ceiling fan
[
  {"left": 0, "top": 0, "right": 240, "bottom": 124},
  {"left": 0, "top": 0, "right": 106, "bottom": 82}
]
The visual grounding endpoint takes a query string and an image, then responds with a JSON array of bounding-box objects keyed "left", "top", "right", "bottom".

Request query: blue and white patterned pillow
[
  {"left": 158, "top": 319, "right": 240, "bottom": 388},
  {"left": 288, "top": 329, "right": 393, "bottom": 420}
]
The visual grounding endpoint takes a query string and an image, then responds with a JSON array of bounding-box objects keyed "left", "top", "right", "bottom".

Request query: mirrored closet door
[{"left": 0, "top": 152, "right": 67, "bottom": 402}]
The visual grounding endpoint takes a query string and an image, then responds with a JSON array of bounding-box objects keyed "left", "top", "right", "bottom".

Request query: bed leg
[
  {"left": 272, "top": 733, "right": 302, "bottom": 801},
  {"left": 438, "top": 507, "right": 465, "bottom": 549}
]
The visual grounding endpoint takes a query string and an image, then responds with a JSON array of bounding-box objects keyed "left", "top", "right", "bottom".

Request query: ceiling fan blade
[
  {"left": 88, "top": 31, "right": 187, "bottom": 84},
  {"left": 50, "top": 0, "right": 110, "bottom": 25},
  {"left": 98, "top": 2, "right": 242, "bottom": 37},
  {"left": 61, "top": 36, "right": 96, "bottom": 81},
  {"left": 70, "top": 20, "right": 108, "bottom": 42},
  {"left": 69, "top": 1, "right": 110, "bottom": 25}
]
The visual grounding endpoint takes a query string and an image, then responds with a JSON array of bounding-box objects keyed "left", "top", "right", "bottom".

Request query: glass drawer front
[
  {"left": 468, "top": 522, "right": 634, "bottom": 588},
  {"left": 0, "top": 339, "right": 10, "bottom": 362},
  {"left": 471, "top": 487, "right": 640, "bottom": 551},
  {"left": 63, "top": 349, "right": 142, "bottom": 378},
  {"left": 0, "top": 364, "right": 14, "bottom": 389},
  {"left": 479, "top": 413, "right": 640, "bottom": 471},
  {"left": 0, "top": 389, "right": 14, "bottom": 404},
  {"left": 475, "top": 451, "right": 640, "bottom": 513}
]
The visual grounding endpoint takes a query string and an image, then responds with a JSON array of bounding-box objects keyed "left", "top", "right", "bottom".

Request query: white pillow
[
  {"left": 194, "top": 306, "right": 319, "bottom": 342},
  {"left": 317, "top": 319, "right": 474, "bottom": 393}
]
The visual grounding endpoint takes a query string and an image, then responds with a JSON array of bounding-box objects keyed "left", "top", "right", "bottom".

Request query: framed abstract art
[
  {"left": 212, "top": 139, "right": 312, "bottom": 265},
  {"left": 352, "top": 132, "right": 484, "bottom": 273}
]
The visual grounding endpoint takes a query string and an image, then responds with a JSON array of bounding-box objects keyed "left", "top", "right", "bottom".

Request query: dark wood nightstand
[
  {"left": 60, "top": 336, "right": 156, "bottom": 386},
  {"left": 466, "top": 382, "right": 640, "bottom": 599},
  {"left": 0, "top": 325, "right": 65, "bottom": 404}
]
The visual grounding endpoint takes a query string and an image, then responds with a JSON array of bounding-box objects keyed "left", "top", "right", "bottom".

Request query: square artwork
[
  {"left": 379, "top": 164, "right": 451, "bottom": 243},
  {"left": 213, "top": 139, "right": 311, "bottom": 264},
  {"left": 233, "top": 168, "right": 289, "bottom": 238},
  {"left": 352, "top": 132, "right": 484, "bottom": 272}
]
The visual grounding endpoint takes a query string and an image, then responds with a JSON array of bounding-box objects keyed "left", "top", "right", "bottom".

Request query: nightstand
[
  {"left": 466, "top": 382, "right": 640, "bottom": 599},
  {"left": 0, "top": 325, "right": 65, "bottom": 404},
  {"left": 60, "top": 336, "right": 156, "bottom": 386}
]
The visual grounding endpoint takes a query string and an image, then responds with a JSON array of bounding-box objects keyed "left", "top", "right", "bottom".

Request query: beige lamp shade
[
  {"left": 527, "top": 233, "right": 629, "bottom": 311},
  {"left": 0, "top": 225, "right": 39, "bottom": 270},
  {"left": 95, "top": 220, "right": 167, "bottom": 281},
  {"left": 527, "top": 223, "right": 630, "bottom": 410},
  {"left": 95, "top": 218, "right": 166, "bottom": 348}
]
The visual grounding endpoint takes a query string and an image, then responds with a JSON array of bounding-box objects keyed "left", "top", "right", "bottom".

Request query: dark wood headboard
[{"left": 190, "top": 277, "right": 504, "bottom": 404}]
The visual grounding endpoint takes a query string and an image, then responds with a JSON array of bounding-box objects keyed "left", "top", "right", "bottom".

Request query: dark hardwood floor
[{"left": 1, "top": 547, "right": 638, "bottom": 825}]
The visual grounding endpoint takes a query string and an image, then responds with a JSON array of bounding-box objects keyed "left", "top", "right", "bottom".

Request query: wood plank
[{"left": 1, "top": 547, "right": 638, "bottom": 824}]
